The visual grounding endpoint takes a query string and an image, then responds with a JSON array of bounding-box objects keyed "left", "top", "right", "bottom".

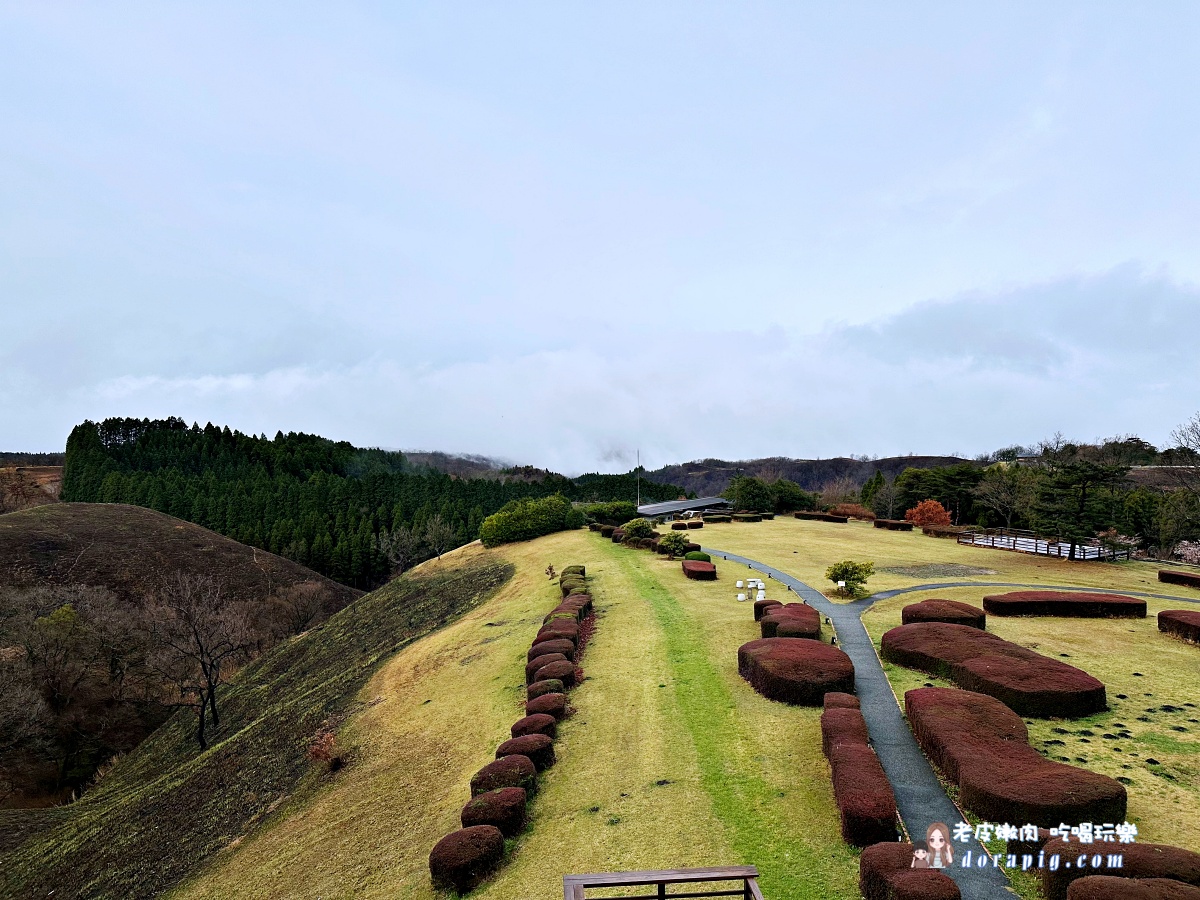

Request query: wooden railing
[
  {"left": 563, "top": 866, "right": 764, "bottom": 900},
  {"left": 956, "top": 527, "right": 1132, "bottom": 561}
]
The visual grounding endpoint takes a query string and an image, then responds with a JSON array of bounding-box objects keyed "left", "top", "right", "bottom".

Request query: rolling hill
[{"left": 0, "top": 466, "right": 62, "bottom": 514}]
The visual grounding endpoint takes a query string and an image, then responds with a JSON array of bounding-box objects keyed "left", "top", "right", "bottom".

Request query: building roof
[{"left": 636, "top": 496, "right": 732, "bottom": 517}]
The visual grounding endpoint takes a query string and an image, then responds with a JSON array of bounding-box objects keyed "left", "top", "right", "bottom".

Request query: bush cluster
[
  {"left": 872, "top": 519, "right": 913, "bottom": 531},
  {"left": 580, "top": 501, "right": 637, "bottom": 526},
  {"left": 828, "top": 503, "right": 876, "bottom": 521},
  {"left": 479, "top": 494, "right": 585, "bottom": 547}
]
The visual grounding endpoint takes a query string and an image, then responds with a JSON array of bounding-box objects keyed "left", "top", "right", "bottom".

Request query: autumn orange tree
[{"left": 904, "top": 499, "right": 952, "bottom": 527}]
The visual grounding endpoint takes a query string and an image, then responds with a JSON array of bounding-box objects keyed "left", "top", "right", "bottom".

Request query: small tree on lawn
[
  {"left": 825, "top": 560, "right": 874, "bottom": 597},
  {"left": 621, "top": 518, "right": 655, "bottom": 542},
  {"left": 658, "top": 531, "right": 689, "bottom": 558},
  {"left": 905, "top": 499, "right": 952, "bottom": 527}
]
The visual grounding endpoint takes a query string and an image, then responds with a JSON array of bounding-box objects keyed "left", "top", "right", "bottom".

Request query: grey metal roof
[{"left": 636, "top": 496, "right": 732, "bottom": 516}]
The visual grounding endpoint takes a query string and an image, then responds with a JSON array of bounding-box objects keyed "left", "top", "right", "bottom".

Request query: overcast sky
[{"left": 3, "top": 3, "right": 1199, "bottom": 473}]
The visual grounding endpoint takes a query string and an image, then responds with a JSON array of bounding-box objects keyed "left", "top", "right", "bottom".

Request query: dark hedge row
[
  {"left": 881, "top": 622, "right": 1106, "bottom": 717},
  {"left": 738, "top": 637, "right": 854, "bottom": 705},
  {"left": 794, "top": 511, "right": 848, "bottom": 523},
  {"left": 1159, "top": 610, "right": 1200, "bottom": 644},
  {"left": 1042, "top": 837, "right": 1200, "bottom": 900},
  {"left": 682, "top": 560, "right": 717, "bottom": 580},
  {"left": 1159, "top": 570, "right": 1200, "bottom": 590},
  {"left": 905, "top": 687, "right": 1126, "bottom": 828},
  {"left": 1066, "top": 876, "right": 1200, "bottom": 899},
  {"left": 873, "top": 519, "right": 914, "bottom": 531},
  {"left": 431, "top": 566, "right": 597, "bottom": 892},
  {"left": 982, "top": 591, "right": 1146, "bottom": 619},
  {"left": 821, "top": 706, "right": 898, "bottom": 847},
  {"left": 732, "top": 513, "right": 762, "bottom": 523},
  {"left": 901, "top": 599, "right": 986, "bottom": 629},
  {"left": 858, "top": 842, "right": 960, "bottom": 900},
  {"left": 759, "top": 603, "right": 820, "bottom": 640}
]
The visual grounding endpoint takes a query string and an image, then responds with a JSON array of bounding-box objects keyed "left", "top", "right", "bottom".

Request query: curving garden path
[{"left": 701, "top": 546, "right": 1200, "bottom": 900}]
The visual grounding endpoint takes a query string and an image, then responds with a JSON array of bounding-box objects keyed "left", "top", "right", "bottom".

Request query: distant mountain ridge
[{"left": 644, "top": 454, "right": 973, "bottom": 496}]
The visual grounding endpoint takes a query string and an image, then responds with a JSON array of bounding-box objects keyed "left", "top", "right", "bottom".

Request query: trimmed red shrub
[
  {"left": 753, "top": 598, "right": 783, "bottom": 620},
  {"left": 794, "top": 511, "right": 848, "bottom": 523},
  {"left": 470, "top": 755, "right": 537, "bottom": 796},
  {"left": 983, "top": 591, "right": 1146, "bottom": 619},
  {"left": 527, "top": 679, "right": 564, "bottom": 700},
  {"left": 704, "top": 514, "right": 732, "bottom": 523},
  {"left": 611, "top": 529, "right": 625, "bottom": 543},
  {"left": 738, "top": 637, "right": 854, "bottom": 705},
  {"left": 511, "top": 713, "right": 557, "bottom": 739},
  {"left": 859, "top": 842, "right": 961, "bottom": 900},
  {"left": 525, "top": 653, "right": 568, "bottom": 683},
  {"left": 829, "top": 743, "right": 898, "bottom": 846},
  {"left": 526, "top": 692, "right": 567, "bottom": 719},
  {"left": 829, "top": 503, "right": 876, "bottom": 521},
  {"left": 563, "top": 592, "right": 594, "bottom": 614},
  {"left": 732, "top": 513, "right": 762, "bottom": 522},
  {"left": 497, "top": 734, "right": 555, "bottom": 771},
  {"left": 1042, "top": 839, "right": 1200, "bottom": 900},
  {"left": 1067, "top": 876, "right": 1200, "bottom": 900},
  {"left": 1007, "top": 826, "right": 1052, "bottom": 859},
  {"left": 589, "top": 522, "right": 601, "bottom": 531},
  {"left": 533, "top": 659, "right": 576, "bottom": 687},
  {"left": 682, "top": 560, "right": 717, "bottom": 580},
  {"left": 760, "top": 603, "right": 820, "bottom": 639},
  {"left": 824, "top": 691, "right": 860, "bottom": 710},
  {"left": 671, "top": 521, "right": 688, "bottom": 530},
  {"left": 528, "top": 639, "right": 575, "bottom": 662},
  {"left": 460, "top": 787, "right": 527, "bottom": 837},
  {"left": 1159, "top": 570, "right": 1200, "bottom": 590},
  {"left": 881, "top": 622, "right": 1106, "bottom": 717},
  {"left": 776, "top": 616, "right": 821, "bottom": 640},
  {"left": 544, "top": 608, "right": 581, "bottom": 625},
  {"left": 687, "top": 520, "right": 704, "bottom": 529},
  {"left": 821, "top": 706, "right": 869, "bottom": 755},
  {"left": 536, "top": 623, "right": 579, "bottom": 644},
  {"left": 685, "top": 542, "right": 702, "bottom": 553},
  {"left": 906, "top": 687, "right": 1126, "bottom": 828},
  {"left": 901, "top": 599, "right": 986, "bottom": 629},
  {"left": 562, "top": 564, "right": 585, "bottom": 577},
  {"left": 560, "top": 578, "right": 587, "bottom": 596},
  {"left": 599, "top": 524, "right": 615, "bottom": 537},
  {"left": 429, "top": 826, "right": 505, "bottom": 892},
  {"left": 1159, "top": 610, "right": 1200, "bottom": 644},
  {"left": 904, "top": 499, "right": 952, "bottom": 527},
  {"left": 874, "top": 519, "right": 914, "bottom": 531}
]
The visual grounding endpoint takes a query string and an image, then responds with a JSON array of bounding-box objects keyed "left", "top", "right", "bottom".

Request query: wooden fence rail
[
  {"left": 563, "top": 866, "right": 764, "bottom": 900},
  {"left": 956, "top": 527, "right": 1131, "bottom": 561}
]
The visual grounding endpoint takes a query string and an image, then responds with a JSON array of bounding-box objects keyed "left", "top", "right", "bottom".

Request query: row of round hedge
[
  {"left": 794, "top": 510, "right": 848, "bottom": 523},
  {"left": 982, "top": 590, "right": 1146, "bottom": 618},
  {"left": 429, "top": 568, "right": 594, "bottom": 893},
  {"left": 820, "top": 693, "right": 899, "bottom": 847}
]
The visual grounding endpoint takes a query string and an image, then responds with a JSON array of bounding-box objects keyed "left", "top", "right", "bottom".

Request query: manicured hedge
[
  {"left": 682, "top": 560, "right": 717, "bottom": 580},
  {"left": 759, "top": 603, "right": 820, "bottom": 639},
  {"left": 460, "top": 788, "right": 527, "bottom": 837},
  {"left": 532, "top": 659, "right": 576, "bottom": 687},
  {"left": 794, "top": 511, "right": 848, "bottom": 523},
  {"left": 429, "top": 826, "right": 506, "bottom": 893},
  {"left": 753, "top": 598, "right": 782, "bottom": 621},
  {"left": 687, "top": 520, "right": 704, "bottom": 528},
  {"left": 905, "top": 687, "right": 1126, "bottom": 828},
  {"left": 737, "top": 637, "right": 854, "bottom": 705},
  {"left": 1159, "top": 569, "right": 1200, "bottom": 590},
  {"left": 901, "top": 599, "right": 986, "bottom": 629},
  {"left": 561, "top": 564, "right": 585, "bottom": 577},
  {"left": 526, "top": 692, "right": 567, "bottom": 719},
  {"left": 1067, "top": 876, "right": 1200, "bottom": 899},
  {"left": 528, "top": 638, "right": 575, "bottom": 662},
  {"left": 470, "top": 755, "right": 537, "bottom": 796},
  {"left": 536, "top": 622, "right": 579, "bottom": 644},
  {"left": 821, "top": 706, "right": 869, "bottom": 756},
  {"left": 671, "top": 521, "right": 688, "bottom": 530},
  {"left": 479, "top": 494, "right": 584, "bottom": 547},
  {"left": 684, "top": 541, "right": 701, "bottom": 553},
  {"left": 982, "top": 591, "right": 1146, "bottom": 618},
  {"left": 599, "top": 525, "right": 615, "bottom": 537},
  {"left": 704, "top": 515, "right": 732, "bottom": 523},
  {"left": 1159, "top": 610, "right": 1200, "bottom": 644},
  {"left": 588, "top": 522, "right": 602, "bottom": 531},
  {"left": 510, "top": 713, "right": 557, "bottom": 739},
  {"left": 922, "top": 525, "right": 970, "bottom": 538},
  {"left": 1041, "top": 838, "right": 1200, "bottom": 900},
  {"left": 496, "top": 734, "right": 556, "bottom": 771},
  {"left": 821, "top": 706, "right": 897, "bottom": 846},
  {"left": 881, "top": 622, "right": 1106, "bottom": 717},
  {"left": 859, "top": 842, "right": 961, "bottom": 900},
  {"left": 732, "top": 513, "right": 762, "bottom": 523},
  {"left": 560, "top": 577, "right": 587, "bottom": 596},
  {"left": 611, "top": 529, "right": 625, "bottom": 543},
  {"left": 760, "top": 513, "right": 775, "bottom": 520},
  {"left": 824, "top": 691, "right": 859, "bottom": 710},
  {"left": 872, "top": 519, "right": 914, "bottom": 531},
  {"left": 526, "top": 653, "right": 569, "bottom": 683},
  {"left": 527, "top": 679, "right": 564, "bottom": 700},
  {"left": 684, "top": 551, "right": 711, "bottom": 562}
]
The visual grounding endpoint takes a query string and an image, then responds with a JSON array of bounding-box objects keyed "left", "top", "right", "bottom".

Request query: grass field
[{"left": 172, "top": 529, "right": 862, "bottom": 900}]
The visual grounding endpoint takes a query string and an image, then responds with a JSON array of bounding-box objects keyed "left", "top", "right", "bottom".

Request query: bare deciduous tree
[
  {"left": 972, "top": 464, "right": 1038, "bottom": 529},
  {"left": 375, "top": 525, "right": 422, "bottom": 575},
  {"left": 423, "top": 514, "right": 458, "bottom": 560}
]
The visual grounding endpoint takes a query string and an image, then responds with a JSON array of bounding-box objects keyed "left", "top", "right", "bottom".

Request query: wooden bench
[{"left": 563, "top": 866, "right": 765, "bottom": 900}]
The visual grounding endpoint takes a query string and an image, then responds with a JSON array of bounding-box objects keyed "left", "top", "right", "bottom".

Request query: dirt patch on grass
[{"left": 879, "top": 563, "right": 996, "bottom": 578}]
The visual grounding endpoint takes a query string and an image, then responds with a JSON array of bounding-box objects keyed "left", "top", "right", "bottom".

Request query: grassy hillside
[
  {"left": 171, "top": 530, "right": 862, "bottom": 900},
  {"left": 0, "top": 466, "right": 62, "bottom": 513},
  {"left": 0, "top": 553, "right": 513, "bottom": 899},
  {"left": 0, "top": 503, "right": 361, "bottom": 606}
]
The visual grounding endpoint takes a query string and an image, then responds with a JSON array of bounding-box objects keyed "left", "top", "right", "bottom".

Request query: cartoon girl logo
[{"left": 926, "top": 822, "right": 953, "bottom": 868}]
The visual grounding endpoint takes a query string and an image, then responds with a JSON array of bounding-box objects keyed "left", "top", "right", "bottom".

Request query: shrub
[
  {"left": 684, "top": 542, "right": 701, "bottom": 553},
  {"left": 794, "top": 510, "right": 848, "bottom": 523},
  {"left": 559, "top": 576, "right": 587, "bottom": 596},
  {"left": 873, "top": 519, "right": 914, "bottom": 531},
  {"left": 528, "top": 639, "right": 575, "bottom": 662},
  {"left": 823, "top": 692, "right": 859, "bottom": 710},
  {"left": 859, "top": 843, "right": 960, "bottom": 900},
  {"left": 821, "top": 707, "right": 869, "bottom": 756},
  {"left": 532, "top": 658, "right": 576, "bottom": 687},
  {"left": 1064, "top": 876, "right": 1200, "bottom": 900},
  {"left": 732, "top": 513, "right": 762, "bottom": 522},
  {"left": 620, "top": 518, "right": 655, "bottom": 541},
  {"left": 525, "top": 653, "right": 569, "bottom": 684},
  {"left": 536, "top": 622, "right": 579, "bottom": 644},
  {"left": 1041, "top": 839, "right": 1200, "bottom": 900},
  {"left": 753, "top": 598, "right": 782, "bottom": 621},
  {"left": 686, "top": 520, "right": 704, "bottom": 529},
  {"left": 526, "top": 692, "right": 567, "bottom": 719},
  {"left": 901, "top": 599, "right": 986, "bottom": 629},
  {"left": 470, "top": 755, "right": 537, "bottom": 796},
  {"left": 657, "top": 531, "right": 689, "bottom": 557},
  {"left": 510, "top": 713, "right": 557, "bottom": 739},
  {"left": 479, "top": 494, "right": 584, "bottom": 547},
  {"left": 703, "top": 514, "right": 732, "bottom": 523},
  {"left": 599, "top": 524, "right": 615, "bottom": 538},
  {"left": 611, "top": 529, "right": 625, "bottom": 543},
  {"left": 903, "top": 499, "right": 952, "bottom": 527},
  {"left": 581, "top": 501, "right": 637, "bottom": 526},
  {"left": 829, "top": 743, "right": 898, "bottom": 847},
  {"left": 561, "top": 564, "right": 585, "bottom": 577},
  {"left": 826, "top": 559, "right": 874, "bottom": 596},
  {"left": 527, "top": 679, "right": 564, "bottom": 700},
  {"left": 882, "top": 622, "right": 1106, "bottom": 717},
  {"left": 682, "top": 560, "right": 717, "bottom": 580},
  {"left": 982, "top": 591, "right": 1146, "bottom": 619},
  {"left": 684, "top": 551, "right": 711, "bottom": 562},
  {"left": 461, "top": 787, "right": 527, "bottom": 837},
  {"left": 737, "top": 637, "right": 854, "bottom": 705},
  {"left": 1159, "top": 569, "right": 1200, "bottom": 590},
  {"left": 496, "top": 734, "right": 556, "bottom": 771},
  {"left": 759, "top": 604, "right": 820, "bottom": 639},
  {"left": 1159, "top": 609, "right": 1200, "bottom": 644},
  {"left": 722, "top": 475, "right": 775, "bottom": 512},
  {"left": 829, "top": 503, "right": 876, "bottom": 521},
  {"left": 429, "top": 826, "right": 505, "bottom": 893},
  {"left": 671, "top": 521, "right": 688, "bottom": 530},
  {"left": 905, "top": 687, "right": 1126, "bottom": 828}
]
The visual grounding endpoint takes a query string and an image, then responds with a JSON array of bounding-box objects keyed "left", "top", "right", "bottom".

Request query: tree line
[{"left": 62, "top": 418, "right": 684, "bottom": 588}]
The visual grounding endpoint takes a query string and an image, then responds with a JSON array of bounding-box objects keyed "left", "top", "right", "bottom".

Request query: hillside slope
[
  {"left": 0, "top": 552, "right": 513, "bottom": 900},
  {"left": 646, "top": 454, "right": 970, "bottom": 495},
  {"left": 0, "top": 503, "right": 361, "bottom": 606},
  {"left": 0, "top": 466, "right": 62, "bottom": 513}
]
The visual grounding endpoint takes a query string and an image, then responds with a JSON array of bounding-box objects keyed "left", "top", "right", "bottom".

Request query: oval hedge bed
[
  {"left": 859, "top": 842, "right": 960, "bottom": 900},
  {"left": 525, "top": 692, "right": 567, "bottom": 719},
  {"left": 682, "top": 560, "right": 717, "bottom": 580},
  {"left": 873, "top": 519, "right": 914, "bottom": 531},
  {"left": 760, "top": 603, "right": 821, "bottom": 639},
  {"left": 1159, "top": 610, "right": 1200, "bottom": 644},
  {"left": 460, "top": 788, "right": 527, "bottom": 837},
  {"left": 881, "top": 622, "right": 1106, "bottom": 717},
  {"left": 824, "top": 691, "right": 860, "bottom": 710},
  {"left": 1159, "top": 569, "right": 1200, "bottom": 590},
  {"left": 982, "top": 590, "right": 1146, "bottom": 619},
  {"left": 905, "top": 687, "right": 1126, "bottom": 828},
  {"left": 1041, "top": 838, "right": 1200, "bottom": 900},
  {"left": 1065, "top": 876, "right": 1200, "bottom": 900},
  {"left": 821, "top": 706, "right": 897, "bottom": 846},
  {"left": 794, "top": 511, "right": 848, "bottom": 523},
  {"left": 901, "top": 599, "right": 986, "bottom": 629},
  {"left": 753, "top": 598, "right": 782, "bottom": 621},
  {"left": 470, "top": 755, "right": 537, "bottom": 796},
  {"left": 429, "top": 826, "right": 506, "bottom": 893},
  {"left": 510, "top": 713, "right": 557, "bottom": 739},
  {"left": 527, "top": 638, "right": 576, "bottom": 661},
  {"left": 738, "top": 637, "right": 854, "bottom": 705}
]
